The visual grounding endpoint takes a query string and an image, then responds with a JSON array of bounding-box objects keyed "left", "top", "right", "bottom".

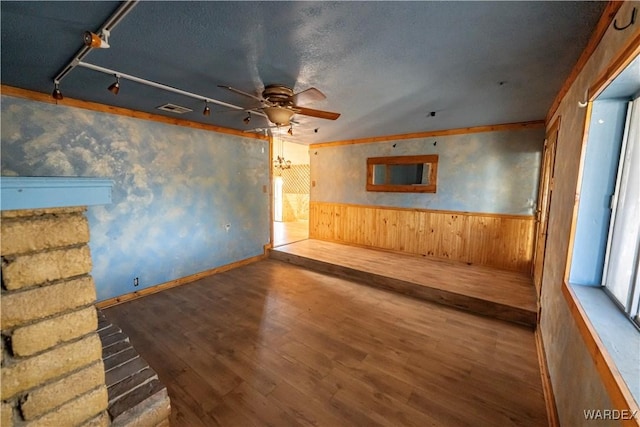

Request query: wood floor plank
[
  {"left": 271, "top": 239, "right": 537, "bottom": 326},
  {"left": 104, "top": 259, "right": 547, "bottom": 426}
]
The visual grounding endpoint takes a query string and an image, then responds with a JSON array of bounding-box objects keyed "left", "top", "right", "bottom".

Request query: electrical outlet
[{"left": 134, "top": 277, "right": 139, "bottom": 287}]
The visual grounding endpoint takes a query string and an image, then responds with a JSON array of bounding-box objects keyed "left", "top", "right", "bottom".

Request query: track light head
[
  {"left": 52, "top": 83, "right": 63, "bottom": 100},
  {"left": 107, "top": 75, "right": 120, "bottom": 95},
  {"left": 83, "top": 31, "right": 110, "bottom": 49},
  {"left": 203, "top": 101, "right": 211, "bottom": 116},
  {"left": 243, "top": 113, "right": 251, "bottom": 124}
]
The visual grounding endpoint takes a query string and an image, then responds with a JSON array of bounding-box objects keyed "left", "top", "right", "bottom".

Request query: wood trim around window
[
  {"left": 366, "top": 155, "right": 438, "bottom": 193},
  {"left": 562, "top": 283, "right": 640, "bottom": 427}
]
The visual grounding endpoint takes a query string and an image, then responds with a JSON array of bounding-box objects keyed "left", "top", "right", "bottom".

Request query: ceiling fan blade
[
  {"left": 292, "top": 87, "right": 326, "bottom": 105},
  {"left": 217, "top": 85, "right": 264, "bottom": 103},
  {"left": 295, "top": 106, "right": 340, "bottom": 120}
]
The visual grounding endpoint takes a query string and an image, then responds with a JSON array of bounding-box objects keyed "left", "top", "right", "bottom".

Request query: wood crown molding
[
  {"left": 309, "top": 120, "right": 545, "bottom": 149},
  {"left": 546, "top": 1, "right": 625, "bottom": 123},
  {"left": 0, "top": 85, "right": 269, "bottom": 141}
]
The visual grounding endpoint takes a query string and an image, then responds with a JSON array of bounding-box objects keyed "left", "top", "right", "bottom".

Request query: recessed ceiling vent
[{"left": 156, "top": 103, "right": 192, "bottom": 114}]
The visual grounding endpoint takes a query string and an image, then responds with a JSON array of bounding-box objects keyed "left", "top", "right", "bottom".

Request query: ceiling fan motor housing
[{"left": 262, "top": 84, "right": 294, "bottom": 106}]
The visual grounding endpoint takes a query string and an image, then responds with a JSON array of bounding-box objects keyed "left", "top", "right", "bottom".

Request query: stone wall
[{"left": 1, "top": 207, "right": 109, "bottom": 426}]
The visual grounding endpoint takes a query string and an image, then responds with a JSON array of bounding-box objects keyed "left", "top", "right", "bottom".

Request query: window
[
  {"left": 566, "top": 51, "right": 640, "bottom": 405},
  {"left": 601, "top": 97, "right": 640, "bottom": 326}
]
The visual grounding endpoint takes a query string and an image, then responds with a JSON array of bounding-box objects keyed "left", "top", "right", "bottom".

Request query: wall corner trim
[{"left": 0, "top": 176, "right": 113, "bottom": 211}]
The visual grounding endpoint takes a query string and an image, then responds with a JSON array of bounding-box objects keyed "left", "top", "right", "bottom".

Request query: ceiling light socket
[{"left": 52, "top": 84, "right": 63, "bottom": 100}]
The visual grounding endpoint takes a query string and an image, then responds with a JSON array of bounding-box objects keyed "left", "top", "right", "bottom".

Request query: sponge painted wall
[
  {"left": 540, "top": 2, "right": 638, "bottom": 424},
  {"left": 1, "top": 96, "right": 270, "bottom": 301},
  {"left": 311, "top": 128, "right": 544, "bottom": 215}
]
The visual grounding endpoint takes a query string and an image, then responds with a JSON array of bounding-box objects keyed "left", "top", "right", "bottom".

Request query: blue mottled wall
[
  {"left": 1, "top": 96, "right": 270, "bottom": 301},
  {"left": 311, "top": 128, "right": 544, "bottom": 215}
]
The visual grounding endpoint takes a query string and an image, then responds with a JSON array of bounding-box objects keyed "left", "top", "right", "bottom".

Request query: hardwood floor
[
  {"left": 103, "top": 260, "right": 547, "bottom": 427},
  {"left": 273, "top": 220, "right": 309, "bottom": 247},
  {"left": 272, "top": 239, "right": 537, "bottom": 327}
]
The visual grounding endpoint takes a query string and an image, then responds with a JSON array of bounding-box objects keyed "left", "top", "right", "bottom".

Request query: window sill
[{"left": 563, "top": 282, "right": 639, "bottom": 424}]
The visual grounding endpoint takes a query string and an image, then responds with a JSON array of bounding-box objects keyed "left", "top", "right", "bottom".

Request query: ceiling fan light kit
[
  {"left": 263, "top": 106, "right": 295, "bottom": 127},
  {"left": 222, "top": 83, "right": 341, "bottom": 127}
]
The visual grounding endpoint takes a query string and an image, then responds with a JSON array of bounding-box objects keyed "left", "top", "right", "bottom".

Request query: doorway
[{"left": 272, "top": 138, "right": 310, "bottom": 247}]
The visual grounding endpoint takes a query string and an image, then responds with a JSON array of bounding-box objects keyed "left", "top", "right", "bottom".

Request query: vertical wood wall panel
[{"left": 310, "top": 201, "right": 535, "bottom": 273}]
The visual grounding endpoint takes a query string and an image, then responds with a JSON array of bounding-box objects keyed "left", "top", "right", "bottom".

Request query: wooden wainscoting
[{"left": 309, "top": 202, "right": 535, "bottom": 273}]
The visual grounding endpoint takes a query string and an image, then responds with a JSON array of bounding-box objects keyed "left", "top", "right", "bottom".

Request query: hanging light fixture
[
  {"left": 243, "top": 112, "right": 251, "bottom": 124},
  {"left": 274, "top": 134, "right": 292, "bottom": 170},
  {"left": 287, "top": 126, "right": 293, "bottom": 136},
  {"left": 107, "top": 75, "right": 120, "bottom": 95},
  {"left": 51, "top": 83, "right": 63, "bottom": 100},
  {"left": 264, "top": 106, "right": 295, "bottom": 126},
  {"left": 203, "top": 100, "right": 211, "bottom": 116}
]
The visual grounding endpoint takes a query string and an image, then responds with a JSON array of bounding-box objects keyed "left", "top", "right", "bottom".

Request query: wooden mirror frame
[{"left": 366, "top": 154, "right": 438, "bottom": 193}]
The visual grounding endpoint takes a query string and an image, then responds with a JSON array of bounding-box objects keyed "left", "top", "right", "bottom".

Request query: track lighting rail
[
  {"left": 53, "top": 0, "right": 139, "bottom": 85},
  {"left": 51, "top": 0, "right": 266, "bottom": 120},
  {"left": 77, "top": 61, "right": 267, "bottom": 118}
]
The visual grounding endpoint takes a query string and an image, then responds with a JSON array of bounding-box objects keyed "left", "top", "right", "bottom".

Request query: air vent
[{"left": 156, "top": 103, "right": 192, "bottom": 114}]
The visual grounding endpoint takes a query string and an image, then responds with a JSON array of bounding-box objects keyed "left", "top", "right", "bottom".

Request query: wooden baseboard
[
  {"left": 535, "top": 329, "right": 560, "bottom": 427},
  {"left": 96, "top": 252, "right": 268, "bottom": 309}
]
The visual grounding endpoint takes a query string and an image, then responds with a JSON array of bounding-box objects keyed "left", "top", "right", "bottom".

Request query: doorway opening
[{"left": 273, "top": 137, "right": 310, "bottom": 247}]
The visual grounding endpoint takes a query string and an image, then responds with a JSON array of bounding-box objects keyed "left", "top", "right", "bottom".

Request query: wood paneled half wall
[{"left": 309, "top": 202, "right": 535, "bottom": 273}]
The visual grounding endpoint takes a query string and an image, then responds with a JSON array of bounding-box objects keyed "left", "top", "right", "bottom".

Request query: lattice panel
[{"left": 280, "top": 164, "right": 310, "bottom": 194}]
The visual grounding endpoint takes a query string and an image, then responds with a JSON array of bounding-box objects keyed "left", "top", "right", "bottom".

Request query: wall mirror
[{"left": 366, "top": 155, "right": 438, "bottom": 193}]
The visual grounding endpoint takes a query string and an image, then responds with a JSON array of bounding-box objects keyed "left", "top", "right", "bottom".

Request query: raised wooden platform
[{"left": 270, "top": 239, "right": 537, "bottom": 328}]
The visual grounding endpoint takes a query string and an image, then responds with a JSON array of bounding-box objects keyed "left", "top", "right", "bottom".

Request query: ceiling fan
[{"left": 218, "top": 84, "right": 340, "bottom": 126}]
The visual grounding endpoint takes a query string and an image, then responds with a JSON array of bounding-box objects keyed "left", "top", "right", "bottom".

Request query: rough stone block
[
  {"left": 2, "top": 246, "right": 92, "bottom": 290},
  {"left": 1, "top": 333, "right": 102, "bottom": 400},
  {"left": 12, "top": 306, "right": 98, "bottom": 357},
  {"left": 105, "top": 357, "right": 148, "bottom": 387},
  {"left": 0, "top": 214, "right": 89, "bottom": 256},
  {"left": 111, "top": 388, "right": 171, "bottom": 427},
  {"left": 0, "top": 207, "right": 85, "bottom": 219},
  {"left": 27, "top": 386, "right": 108, "bottom": 427},
  {"left": 107, "top": 368, "right": 157, "bottom": 404},
  {"left": 1, "top": 401, "right": 13, "bottom": 427},
  {"left": 20, "top": 361, "right": 105, "bottom": 420},
  {"left": 1, "top": 277, "right": 96, "bottom": 329}
]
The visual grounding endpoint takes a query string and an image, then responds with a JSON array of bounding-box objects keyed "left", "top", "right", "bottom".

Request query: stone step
[{"left": 96, "top": 309, "right": 171, "bottom": 427}]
